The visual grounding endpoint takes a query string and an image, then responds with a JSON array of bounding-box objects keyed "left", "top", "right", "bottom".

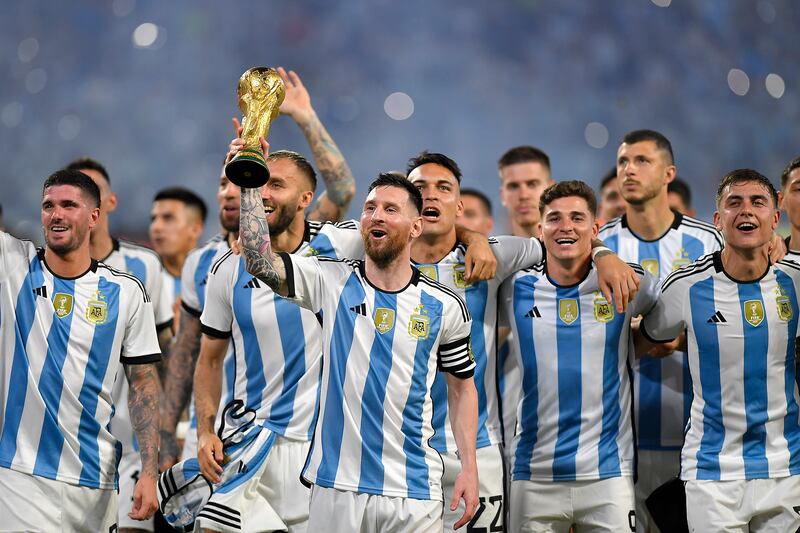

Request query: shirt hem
[
  {"left": 307, "top": 475, "right": 443, "bottom": 501},
  {"left": 681, "top": 469, "right": 795, "bottom": 481},
  {"left": 0, "top": 462, "right": 116, "bottom": 490},
  {"left": 513, "top": 470, "right": 633, "bottom": 482}
]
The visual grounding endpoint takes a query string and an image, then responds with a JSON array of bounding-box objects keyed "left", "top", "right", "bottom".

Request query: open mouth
[
  {"left": 555, "top": 237, "right": 577, "bottom": 245},
  {"left": 422, "top": 206, "right": 440, "bottom": 221},
  {"left": 736, "top": 221, "right": 757, "bottom": 232},
  {"left": 369, "top": 228, "right": 387, "bottom": 239},
  {"left": 264, "top": 206, "right": 275, "bottom": 214},
  {"left": 50, "top": 225, "right": 69, "bottom": 233}
]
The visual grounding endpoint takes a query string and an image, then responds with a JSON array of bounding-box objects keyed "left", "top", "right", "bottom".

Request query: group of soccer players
[{"left": 0, "top": 66, "right": 799, "bottom": 533}]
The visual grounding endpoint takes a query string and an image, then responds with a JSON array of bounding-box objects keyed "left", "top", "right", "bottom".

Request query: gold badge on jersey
[
  {"left": 452, "top": 264, "right": 472, "bottom": 289},
  {"left": 593, "top": 291, "right": 614, "bottom": 323},
  {"left": 640, "top": 259, "right": 659, "bottom": 277},
  {"left": 374, "top": 308, "right": 395, "bottom": 334},
  {"left": 559, "top": 298, "right": 579, "bottom": 325},
  {"left": 86, "top": 290, "right": 107, "bottom": 325},
  {"left": 53, "top": 293, "right": 73, "bottom": 319},
  {"left": 671, "top": 248, "right": 691, "bottom": 271},
  {"left": 776, "top": 285, "right": 793, "bottom": 322},
  {"left": 418, "top": 265, "right": 437, "bottom": 281},
  {"left": 744, "top": 300, "right": 764, "bottom": 327},
  {"left": 408, "top": 305, "right": 430, "bottom": 340}
]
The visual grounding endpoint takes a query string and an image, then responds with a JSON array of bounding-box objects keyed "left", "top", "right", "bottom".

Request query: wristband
[{"left": 591, "top": 246, "right": 612, "bottom": 261}]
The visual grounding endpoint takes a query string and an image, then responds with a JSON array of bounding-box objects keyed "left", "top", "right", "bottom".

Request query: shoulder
[
  {"left": 676, "top": 214, "right": 723, "bottom": 245},
  {"left": 775, "top": 259, "right": 800, "bottom": 280},
  {"left": 209, "top": 249, "right": 238, "bottom": 276},
  {"left": 96, "top": 262, "right": 150, "bottom": 302},
  {"left": 118, "top": 239, "right": 163, "bottom": 267},
  {"left": 660, "top": 252, "right": 717, "bottom": 292},
  {"left": 309, "top": 219, "right": 359, "bottom": 235},
  {"left": 417, "top": 272, "right": 471, "bottom": 322},
  {"left": 598, "top": 216, "right": 623, "bottom": 236}
]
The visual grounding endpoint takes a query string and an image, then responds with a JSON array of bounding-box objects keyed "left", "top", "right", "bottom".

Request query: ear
[
  {"left": 485, "top": 216, "right": 494, "bottom": 234},
  {"left": 772, "top": 208, "right": 781, "bottom": 230},
  {"left": 298, "top": 190, "right": 314, "bottom": 211},
  {"left": 456, "top": 198, "right": 464, "bottom": 218},
  {"left": 713, "top": 210, "right": 721, "bottom": 232},
  {"left": 88, "top": 207, "right": 100, "bottom": 230},
  {"left": 107, "top": 191, "right": 118, "bottom": 213},
  {"left": 591, "top": 219, "right": 599, "bottom": 239},
  {"left": 778, "top": 190, "right": 784, "bottom": 211},
  {"left": 410, "top": 215, "right": 423, "bottom": 240},
  {"left": 664, "top": 165, "right": 676, "bottom": 185}
]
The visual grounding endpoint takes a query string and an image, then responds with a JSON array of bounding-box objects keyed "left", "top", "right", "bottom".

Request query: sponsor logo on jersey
[
  {"left": 53, "top": 293, "right": 73, "bottom": 318},
  {"left": 744, "top": 299, "right": 764, "bottom": 327},
  {"left": 374, "top": 308, "right": 395, "bottom": 334},
  {"left": 559, "top": 298, "right": 579, "bottom": 325}
]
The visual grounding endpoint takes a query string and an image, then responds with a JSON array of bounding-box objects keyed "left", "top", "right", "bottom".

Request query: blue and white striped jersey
[
  {"left": 200, "top": 220, "right": 363, "bottom": 441},
  {"left": 102, "top": 238, "right": 173, "bottom": 456},
  {"left": 641, "top": 252, "right": 800, "bottom": 481},
  {"left": 500, "top": 261, "right": 658, "bottom": 481},
  {"left": 284, "top": 255, "right": 474, "bottom": 500},
  {"left": 416, "top": 236, "right": 542, "bottom": 453},
  {"left": 163, "top": 270, "right": 181, "bottom": 310},
  {"left": 599, "top": 212, "right": 723, "bottom": 450},
  {"left": 0, "top": 233, "right": 161, "bottom": 489}
]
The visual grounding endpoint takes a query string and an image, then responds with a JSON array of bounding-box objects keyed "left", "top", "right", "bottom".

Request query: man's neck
[
  {"left": 89, "top": 228, "right": 114, "bottom": 261},
  {"left": 44, "top": 246, "right": 92, "bottom": 278},
  {"left": 162, "top": 254, "right": 186, "bottom": 278},
  {"left": 270, "top": 216, "right": 306, "bottom": 253},
  {"left": 546, "top": 254, "right": 591, "bottom": 286},
  {"left": 411, "top": 229, "right": 457, "bottom": 264},
  {"left": 789, "top": 226, "right": 800, "bottom": 252},
  {"left": 625, "top": 196, "right": 675, "bottom": 240},
  {"left": 511, "top": 219, "right": 539, "bottom": 238},
  {"left": 365, "top": 253, "right": 414, "bottom": 292},
  {"left": 720, "top": 245, "right": 770, "bottom": 282}
]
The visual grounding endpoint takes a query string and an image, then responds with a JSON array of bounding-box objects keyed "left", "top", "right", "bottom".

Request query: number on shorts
[{"left": 467, "top": 495, "right": 504, "bottom": 533}]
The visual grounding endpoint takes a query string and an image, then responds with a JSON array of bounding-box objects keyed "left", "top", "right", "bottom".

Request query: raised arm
[
  {"left": 239, "top": 172, "right": 289, "bottom": 295},
  {"left": 277, "top": 67, "right": 356, "bottom": 222},
  {"left": 125, "top": 363, "right": 161, "bottom": 521}
]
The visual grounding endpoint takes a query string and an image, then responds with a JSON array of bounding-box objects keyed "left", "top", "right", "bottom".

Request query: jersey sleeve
[
  {"left": 640, "top": 277, "right": 686, "bottom": 343},
  {"left": 492, "top": 236, "right": 543, "bottom": 281},
  {"left": 145, "top": 259, "right": 173, "bottom": 330},
  {"left": 281, "top": 252, "right": 326, "bottom": 313},
  {"left": 200, "top": 255, "right": 235, "bottom": 339},
  {"left": 630, "top": 269, "right": 660, "bottom": 317},
  {"left": 180, "top": 248, "right": 203, "bottom": 317},
  {"left": 437, "top": 293, "right": 474, "bottom": 379},
  {"left": 0, "top": 232, "right": 23, "bottom": 280},
  {"left": 314, "top": 220, "right": 365, "bottom": 261},
  {"left": 121, "top": 284, "right": 162, "bottom": 365}
]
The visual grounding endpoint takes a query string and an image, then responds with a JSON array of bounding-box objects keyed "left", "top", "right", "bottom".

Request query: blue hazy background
[{"left": 1, "top": 0, "right": 798, "bottom": 242}]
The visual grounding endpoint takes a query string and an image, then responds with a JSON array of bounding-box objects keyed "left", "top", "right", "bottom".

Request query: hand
[
  {"left": 226, "top": 132, "right": 270, "bottom": 164},
  {"left": 276, "top": 67, "right": 313, "bottom": 124},
  {"left": 158, "top": 430, "right": 180, "bottom": 472},
  {"left": 463, "top": 236, "right": 497, "bottom": 283},
  {"left": 129, "top": 472, "right": 159, "bottom": 521},
  {"left": 595, "top": 252, "right": 640, "bottom": 313},
  {"left": 450, "top": 468, "right": 479, "bottom": 530},
  {"left": 647, "top": 333, "right": 685, "bottom": 358},
  {"left": 197, "top": 432, "right": 225, "bottom": 484},
  {"left": 768, "top": 232, "right": 787, "bottom": 263}
]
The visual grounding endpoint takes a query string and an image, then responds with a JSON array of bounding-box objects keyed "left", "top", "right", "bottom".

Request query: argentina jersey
[
  {"left": 499, "top": 261, "right": 658, "bottom": 482},
  {"left": 283, "top": 255, "right": 474, "bottom": 501},
  {"left": 416, "top": 236, "right": 543, "bottom": 453},
  {"left": 641, "top": 253, "right": 800, "bottom": 480},
  {"left": 0, "top": 233, "right": 161, "bottom": 489},
  {"left": 102, "top": 238, "right": 173, "bottom": 456},
  {"left": 599, "top": 212, "right": 723, "bottom": 449},
  {"left": 199, "top": 220, "right": 363, "bottom": 440}
]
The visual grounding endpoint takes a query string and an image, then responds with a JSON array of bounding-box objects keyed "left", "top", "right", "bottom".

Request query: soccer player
[
  {"left": 159, "top": 66, "right": 358, "bottom": 471},
  {"left": 779, "top": 156, "right": 800, "bottom": 260},
  {"left": 65, "top": 156, "right": 173, "bottom": 533},
  {"left": 0, "top": 169, "right": 161, "bottom": 531},
  {"left": 598, "top": 166, "right": 627, "bottom": 225},
  {"left": 667, "top": 177, "right": 696, "bottom": 217},
  {"left": 639, "top": 169, "right": 800, "bottom": 531},
  {"left": 597, "top": 130, "right": 724, "bottom": 532},
  {"left": 240, "top": 171, "right": 479, "bottom": 532},
  {"left": 498, "top": 145, "right": 554, "bottom": 238},
  {"left": 148, "top": 186, "right": 207, "bottom": 309},
  {"left": 457, "top": 187, "right": 494, "bottom": 236},
  {"left": 407, "top": 152, "right": 640, "bottom": 532},
  {"left": 501, "top": 180, "right": 658, "bottom": 531}
]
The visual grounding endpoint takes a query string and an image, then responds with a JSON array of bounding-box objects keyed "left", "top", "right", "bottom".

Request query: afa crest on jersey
[
  {"left": 671, "top": 248, "right": 691, "bottom": 271},
  {"left": 744, "top": 299, "right": 765, "bottom": 327},
  {"left": 640, "top": 259, "right": 659, "bottom": 277},
  {"left": 86, "top": 290, "right": 108, "bottom": 325},
  {"left": 776, "top": 285, "right": 793, "bottom": 322},
  {"left": 418, "top": 265, "right": 437, "bottom": 281},
  {"left": 593, "top": 292, "right": 614, "bottom": 323},
  {"left": 408, "top": 305, "right": 430, "bottom": 340},
  {"left": 374, "top": 308, "right": 395, "bottom": 334},
  {"left": 559, "top": 298, "right": 579, "bottom": 325},
  {"left": 452, "top": 264, "right": 472, "bottom": 289},
  {"left": 53, "top": 293, "right": 73, "bottom": 319}
]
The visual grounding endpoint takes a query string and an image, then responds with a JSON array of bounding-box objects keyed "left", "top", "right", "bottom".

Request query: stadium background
[{"left": 0, "top": 0, "right": 797, "bottom": 241}]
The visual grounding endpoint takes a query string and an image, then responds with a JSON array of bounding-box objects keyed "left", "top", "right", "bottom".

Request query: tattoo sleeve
[
  {"left": 240, "top": 187, "right": 287, "bottom": 293},
  {"left": 299, "top": 112, "right": 356, "bottom": 222},
  {"left": 161, "top": 309, "right": 201, "bottom": 434},
  {"left": 125, "top": 363, "right": 161, "bottom": 479}
]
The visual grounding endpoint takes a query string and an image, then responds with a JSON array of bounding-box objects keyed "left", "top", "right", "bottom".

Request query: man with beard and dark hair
[
  {"left": 238, "top": 170, "right": 480, "bottom": 532},
  {"left": 0, "top": 170, "right": 161, "bottom": 531}
]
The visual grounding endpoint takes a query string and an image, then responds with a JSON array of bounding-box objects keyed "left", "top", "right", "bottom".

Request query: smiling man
[{"left": 639, "top": 169, "right": 800, "bottom": 532}]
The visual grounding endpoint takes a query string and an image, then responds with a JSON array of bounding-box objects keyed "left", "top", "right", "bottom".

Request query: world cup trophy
[{"left": 225, "top": 67, "right": 286, "bottom": 188}]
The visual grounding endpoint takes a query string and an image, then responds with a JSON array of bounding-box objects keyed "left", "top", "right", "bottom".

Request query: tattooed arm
[
  {"left": 277, "top": 67, "right": 356, "bottom": 222},
  {"left": 240, "top": 185, "right": 290, "bottom": 295},
  {"left": 159, "top": 308, "right": 202, "bottom": 470},
  {"left": 125, "top": 362, "right": 160, "bottom": 520}
]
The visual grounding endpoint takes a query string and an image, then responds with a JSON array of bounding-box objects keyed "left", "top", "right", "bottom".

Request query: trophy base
[{"left": 225, "top": 150, "right": 270, "bottom": 188}]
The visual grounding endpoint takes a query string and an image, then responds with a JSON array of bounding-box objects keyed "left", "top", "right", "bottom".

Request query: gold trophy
[{"left": 225, "top": 67, "right": 286, "bottom": 187}]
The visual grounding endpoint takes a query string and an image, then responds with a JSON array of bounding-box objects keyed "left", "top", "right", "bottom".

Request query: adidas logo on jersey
[
  {"left": 525, "top": 306, "right": 542, "bottom": 318},
  {"left": 707, "top": 311, "right": 727, "bottom": 323},
  {"left": 349, "top": 303, "right": 367, "bottom": 316},
  {"left": 243, "top": 278, "right": 261, "bottom": 289}
]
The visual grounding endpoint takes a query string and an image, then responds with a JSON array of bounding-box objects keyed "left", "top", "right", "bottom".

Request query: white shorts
[
  {"left": 685, "top": 477, "right": 800, "bottom": 533},
  {"left": 117, "top": 452, "right": 154, "bottom": 531},
  {"left": 509, "top": 476, "right": 636, "bottom": 532},
  {"left": 635, "top": 448, "right": 679, "bottom": 533},
  {"left": 0, "top": 466, "right": 117, "bottom": 532},
  {"left": 195, "top": 435, "right": 310, "bottom": 533},
  {"left": 307, "top": 485, "right": 442, "bottom": 533},
  {"left": 441, "top": 443, "right": 505, "bottom": 533}
]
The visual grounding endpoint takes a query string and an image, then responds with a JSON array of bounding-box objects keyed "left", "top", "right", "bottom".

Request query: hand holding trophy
[{"left": 225, "top": 67, "right": 286, "bottom": 188}]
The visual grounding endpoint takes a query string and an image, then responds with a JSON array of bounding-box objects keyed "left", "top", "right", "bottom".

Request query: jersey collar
[
  {"left": 37, "top": 248, "right": 98, "bottom": 279},
  {"left": 620, "top": 209, "right": 683, "bottom": 243},
  {"left": 358, "top": 260, "right": 421, "bottom": 294}
]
